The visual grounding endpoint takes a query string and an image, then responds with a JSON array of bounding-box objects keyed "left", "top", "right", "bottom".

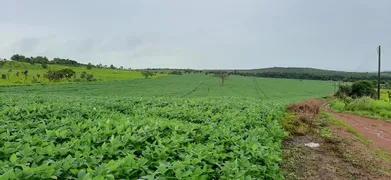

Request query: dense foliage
[
  {"left": 350, "top": 80, "right": 375, "bottom": 98},
  {"left": 0, "top": 95, "right": 286, "bottom": 179},
  {"left": 44, "top": 69, "right": 76, "bottom": 81},
  {"left": 10, "top": 54, "right": 82, "bottom": 66}
]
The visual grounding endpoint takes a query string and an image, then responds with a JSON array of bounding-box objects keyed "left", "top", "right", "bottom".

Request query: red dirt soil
[{"left": 326, "top": 104, "right": 391, "bottom": 153}]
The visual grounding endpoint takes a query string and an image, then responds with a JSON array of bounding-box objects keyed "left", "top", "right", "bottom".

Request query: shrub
[
  {"left": 59, "top": 68, "right": 76, "bottom": 79},
  {"left": 349, "top": 80, "right": 375, "bottom": 98},
  {"left": 45, "top": 68, "right": 76, "bottom": 81},
  {"left": 1, "top": 74, "right": 6, "bottom": 80},
  {"left": 335, "top": 84, "right": 352, "bottom": 98},
  {"left": 86, "top": 74, "right": 94, "bottom": 81},
  {"left": 80, "top": 72, "right": 87, "bottom": 79},
  {"left": 41, "top": 63, "right": 48, "bottom": 69}
]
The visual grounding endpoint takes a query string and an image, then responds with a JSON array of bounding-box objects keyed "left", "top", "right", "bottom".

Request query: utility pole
[{"left": 378, "top": 45, "right": 381, "bottom": 100}]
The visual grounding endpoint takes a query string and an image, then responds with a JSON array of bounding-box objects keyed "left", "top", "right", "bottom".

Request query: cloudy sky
[{"left": 1, "top": 0, "right": 390, "bottom": 71}]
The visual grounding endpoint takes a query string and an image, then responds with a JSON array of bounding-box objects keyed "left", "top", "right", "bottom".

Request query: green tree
[
  {"left": 10, "top": 54, "right": 26, "bottom": 62},
  {"left": 335, "top": 84, "right": 352, "bottom": 98},
  {"left": 349, "top": 80, "right": 375, "bottom": 98},
  {"left": 141, "top": 71, "right": 155, "bottom": 78},
  {"left": 87, "top": 63, "right": 93, "bottom": 70}
]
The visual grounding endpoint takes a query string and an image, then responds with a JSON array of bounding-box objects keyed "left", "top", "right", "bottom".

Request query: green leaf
[
  {"left": 10, "top": 154, "right": 17, "bottom": 163},
  {"left": 78, "top": 169, "right": 86, "bottom": 178}
]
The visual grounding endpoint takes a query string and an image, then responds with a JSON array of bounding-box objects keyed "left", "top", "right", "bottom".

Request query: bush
[
  {"left": 80, "top": 72, "right": 87, "bottom": 79},
  {"left": 44, "top": 68, "right": 76, "bottom": 81},
  {"left": 86, "top": 74, "right": 94, "bottom": 81},
  {"left": 349, "top": 80, "right": 375, "bottom": 98},
  {"left": 1, "top": 74, "right": 6, "bottom": 80},
  {"left": 41, "top": 63, "right": 48, "bottom": 69},
  {"left": 335, "top": 84, "right": 351, "bottom": 98}
]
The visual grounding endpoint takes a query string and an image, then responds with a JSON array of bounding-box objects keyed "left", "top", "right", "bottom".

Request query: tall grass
[{"left": 331, "top": 97, "right": 391, "bottom": 122}]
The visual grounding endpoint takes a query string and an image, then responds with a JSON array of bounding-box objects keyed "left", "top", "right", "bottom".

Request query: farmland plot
[{"left": 0, "top": 95, "right": 286, "bottom": 179}]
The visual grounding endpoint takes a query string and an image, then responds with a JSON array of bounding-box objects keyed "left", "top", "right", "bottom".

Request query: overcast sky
[{"left": 1, "top": 0, "right": 390, "bottom": 71}]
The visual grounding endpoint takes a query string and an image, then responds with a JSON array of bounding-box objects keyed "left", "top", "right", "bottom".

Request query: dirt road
[{"left": 325, "top": 104, "right": 391, "bottom": 153}]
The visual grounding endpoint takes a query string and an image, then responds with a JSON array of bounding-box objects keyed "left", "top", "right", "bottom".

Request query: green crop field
[
  {"left": 0, "top": 75, "right": 333, "bottom": 102},
  {"left": 0, "top": 75, "right": 333, "bottom": 179}
]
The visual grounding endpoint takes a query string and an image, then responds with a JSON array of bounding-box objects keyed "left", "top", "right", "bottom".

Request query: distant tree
[
  {"left": 103, "top": 65, "right": 108, "bottom": 69},
  {"left": 0, "top": 59, "right": 6, "bottom": 68},
  {"left": 30, "top": 56, "right": 49, "bottom": 64},
  {"left": 10, "top": 54, "right": 26, "bottom": 62},
  {"left": 41, "top": 63, "right": 48, "bottom": 69},
  {"left": 120, "top": 66, "right": 124, "bottom": 70},
  {"left": 216, "top": 71, "right": 228, "bottom": 86},
  {"left": 1, "top": 74, "right": 6, "bottom": 80},
  {"left": 141, "top": 71, "right": 155, "bottom": 78},
  {"left": 44, "top": 68, "right": 75, "bottom": 81},
  {"left": 59, "top": 68, "right": 76, "bottom": 79},
  {"left": 169, "top": 71, "right": 182, "bottom": 75},
  {"left": 349, "top": 80, "right": 375, "bottom": 98},
  {"left": 87, "top": 63, "right": 93, "bottom": 70}
]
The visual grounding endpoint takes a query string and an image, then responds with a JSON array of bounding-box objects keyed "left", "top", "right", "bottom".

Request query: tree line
[
  {"left": 227, "top": 71, "right": 391, "bottom": 83},
  {"left": 3, "top": 54, "right": 129, "bottom": 70}
]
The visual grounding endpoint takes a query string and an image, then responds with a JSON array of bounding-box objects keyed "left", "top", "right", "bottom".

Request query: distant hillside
[
  {"left": 0, "top": 61, "right": 166, "bottom": 86},
  {"left": 146, "top": 67, "right": 391, "bottom": 83},
  {"left": 229, "top": 67, "right": 391, "bottom": 83}
]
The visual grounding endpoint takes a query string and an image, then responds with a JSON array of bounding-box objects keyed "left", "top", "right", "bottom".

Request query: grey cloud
[{"left": 1, "top": 0, "right": 391, "bottom": 71}]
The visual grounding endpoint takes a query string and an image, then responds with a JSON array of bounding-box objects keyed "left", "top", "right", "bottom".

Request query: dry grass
[
  {"left": 288, "top": 99, "right": 323, "bottom": 117},
  {"left": 283, "top": 100, "right": 324, "bottom": 135}
]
